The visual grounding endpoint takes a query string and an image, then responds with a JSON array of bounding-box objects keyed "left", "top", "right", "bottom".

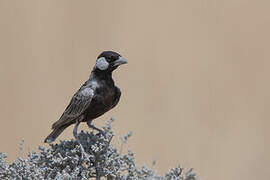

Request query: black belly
[{"left": 83, "top": 88, "right": 116, "bottom": 121}]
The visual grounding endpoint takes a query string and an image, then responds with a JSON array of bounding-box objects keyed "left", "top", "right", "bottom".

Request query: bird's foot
[
  {"left": 96, "top": 129, "right": 106, "bottom": 137},
  {"left": 87, "top": 122, "right": 106, "bottom": 137},
  {"left": 78, "top": 143, "right": 90, "bottom": 160},
  {"left": 81, "top": 151, "right": 90, "bottom": 161}
]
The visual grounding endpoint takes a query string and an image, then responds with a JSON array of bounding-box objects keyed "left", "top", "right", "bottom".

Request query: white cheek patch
[{"left": 95, "top": 57, "right": 109, "bottom": 70}]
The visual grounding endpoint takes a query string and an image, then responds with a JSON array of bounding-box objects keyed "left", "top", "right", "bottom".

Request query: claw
[
  {"left": 87, "top": 121, "right": 106, "bottom": 137},
  {"left": 80, "top": 146, "right": 90, "bottom": 160},
  {"left": 97, "top": 130, "right": 106, "bottom": 137}
]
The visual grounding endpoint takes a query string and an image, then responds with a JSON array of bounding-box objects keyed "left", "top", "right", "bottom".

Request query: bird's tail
[{"left": 44, "top": 124, "right": 69, "bottom": 143}]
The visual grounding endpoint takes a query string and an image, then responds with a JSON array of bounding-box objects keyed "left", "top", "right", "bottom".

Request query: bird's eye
[
  {"left": 108, "top": 56, "right": 116, "bottom": 62},
  {"left": 106, "top": 57, "right": 112, "bottom": 63}
]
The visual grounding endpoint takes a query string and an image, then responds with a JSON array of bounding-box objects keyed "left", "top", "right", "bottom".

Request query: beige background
[{"left": 0, "top": 0, "right": 269, "bottom": 179}]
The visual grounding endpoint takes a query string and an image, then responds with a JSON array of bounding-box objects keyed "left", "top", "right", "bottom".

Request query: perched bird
[{"left": 44, "top": 51, "right": 127, "bottom": 144}]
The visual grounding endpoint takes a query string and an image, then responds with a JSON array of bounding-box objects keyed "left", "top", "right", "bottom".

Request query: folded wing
[{"left": 52, "top": 87, "right": 94, "bottom": 129}]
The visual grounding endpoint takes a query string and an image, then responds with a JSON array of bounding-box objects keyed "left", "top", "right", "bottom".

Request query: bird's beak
[{"left": 113, "top": 56, "right": 128, "bottom": 67}]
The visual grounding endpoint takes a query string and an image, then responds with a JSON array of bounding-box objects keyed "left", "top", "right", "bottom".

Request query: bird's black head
[{"left": 94, "top": 51, "right": 127, "bottom": 73}]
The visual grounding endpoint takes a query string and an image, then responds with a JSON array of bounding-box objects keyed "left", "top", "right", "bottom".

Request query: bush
[{"left": 0, "top": 119, "right": 197, "bottom": 180}]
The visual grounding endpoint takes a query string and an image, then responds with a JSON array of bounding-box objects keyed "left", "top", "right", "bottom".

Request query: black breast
[{"left": 83, "top": 85, "right": 120, "bottom": 121}]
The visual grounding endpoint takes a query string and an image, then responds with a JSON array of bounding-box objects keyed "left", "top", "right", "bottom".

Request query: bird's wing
[{"left": 52, "top": 86, "right": 94, "bottom": 129}]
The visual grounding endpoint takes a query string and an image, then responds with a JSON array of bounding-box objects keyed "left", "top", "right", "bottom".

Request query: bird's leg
[
  {"left": 73, "top": 119, "right": 89, "bottom": 160},
  {"left": 87, "top": 121, "right": 106, "bottom": 137}
]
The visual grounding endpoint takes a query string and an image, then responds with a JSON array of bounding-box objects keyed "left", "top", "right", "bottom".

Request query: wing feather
[{"left": 52, "top": 87, "right": 94, "bottom": 129}]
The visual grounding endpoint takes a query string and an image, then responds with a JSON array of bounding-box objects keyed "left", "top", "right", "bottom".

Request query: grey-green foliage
[{"left": 0, "top": 119, "right": 197, "bottom": 180}]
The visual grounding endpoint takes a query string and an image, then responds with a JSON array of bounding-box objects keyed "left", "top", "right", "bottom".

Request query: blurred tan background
[{"left": 0, "top": 0, "right": 269, "bottom": 179}]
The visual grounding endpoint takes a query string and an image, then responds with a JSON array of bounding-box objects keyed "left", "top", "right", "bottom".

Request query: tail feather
[{"left": 44, "top": 125, "right": 69, "bottom": 143}]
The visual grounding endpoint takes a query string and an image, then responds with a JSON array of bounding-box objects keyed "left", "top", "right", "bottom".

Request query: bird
[{"left": 44, "top": 51, "right": 127, "bottom": 145}]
